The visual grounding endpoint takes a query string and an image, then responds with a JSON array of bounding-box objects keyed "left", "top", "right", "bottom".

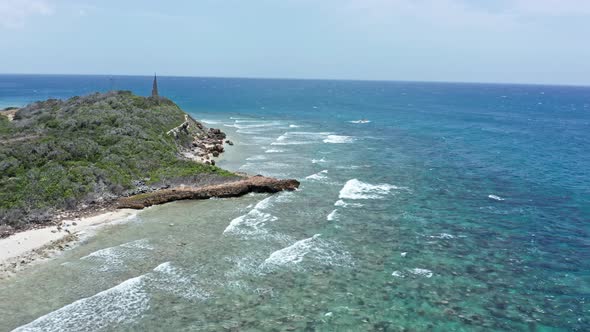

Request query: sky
[{"left": 1, "top": 0, "right": 589, "bottom": 85}]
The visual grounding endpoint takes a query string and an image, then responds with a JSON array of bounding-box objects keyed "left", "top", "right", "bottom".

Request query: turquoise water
[{"left": 0, "top": 75, "right": 589, "bottom": 331}]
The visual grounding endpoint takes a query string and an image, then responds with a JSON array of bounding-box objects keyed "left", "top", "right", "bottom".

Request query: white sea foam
[
  {"left": 349, "top": 120, "right": 371, "bottom": 124},
  {"left": 289, "top": 124, "right": 301, "bottom": 128},
  {"left": 200, "top": 119, "right": 222, "bottom": 125},
  {"left": 270, "top": 141, "right": 313, "bottom": 146},
  {"left": 339, "top": 179, "right": 403, "bottom": 200},
  {"left": 13, "top": 275, "right": 149, "bottom": 332},
  {"left": 80, "top": 239, "right": 153, "bottom": 271},
  {"left": 223, "top": 196, "right": 277, "bottom": 237},
  {"left": 254, "top": 195, "right": 274, "bottom": 210},
  {"left": 273, "top": 191, "right": 295, "bottom": 204},
  {"left": 408, "top": 268, "right": 433, "bottom": 278},
  {"left": 392, "top": 268, "right": 434, "bottom": 278},
  {"left": 119, "top": 238, "right": 153, "bottom": 250},
  {"left": 305, "top": 170, "right": 329, "bottom": 181},
  {"left": 391, "top": 270, "right": 404, "bottom": 278},
  {"left": 234, "top": 121, "right": 282, "bottom": 129},
  {"left": 246, "top": 155, "right": 267, "bottom": 161},
  {"left": 261, "top": 234, "right": 321, "bottom": 268},
  {"left": 271, "top": 131, "right": 333, "bottom": 145},
  {"left": 239, "top": 162, "right": 290, "bottom": 172},
  {"left": 428, "top": 233, "right": 455, "bottom": 239},
  {"left": 323, "top": 135, "right": 354, "bottom": 144},
  {"left": 327, "top": 209, "right": 338, "bottom": 221},
  {"left": 275, "top": 133, "right": 289, "bottom": 141},
  {"left": 334, "top": 200, "right": 347, "bottom": 207},
  {"left": 335, "top": 165, "right": 371, "bottom": 170},
  {"left": 236, "top": 129, "right": 269, "bottom": 135},
  {"left": 224, "top": 256, "right": 262, "bottom": 279},
  {"left": 334, "top": 199, "right": 363, "bottom": 208},
  {"left": 260, "top": 234, "right": 352, "bottom": 272},
  {"left": 234, "top": 119, "right": 266, "bottom": 123},
  {"left": 223, "top": 210, "right": 276, "bottom": 237},
  {"left": 312, "top": 158, "right": 326, "bottom": 164},
  {"left": 153, "top": 261, "right": 175, "bottom": 274},
  {"left": 152, "top": 262, "right": 210, "bottom": 300},
  {"left": 265, "top": 148, "right": 284, "bottom": 153},
  {"left": 288, "top": 131, "right": 333, "bottom": 136},
  {"left": 488, "top": 194, "right": 505, "bottom": 201}
]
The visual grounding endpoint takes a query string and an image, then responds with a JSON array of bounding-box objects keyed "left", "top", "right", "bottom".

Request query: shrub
[{"left": 0, "top": 91, "right": 233, "bottom": 229}]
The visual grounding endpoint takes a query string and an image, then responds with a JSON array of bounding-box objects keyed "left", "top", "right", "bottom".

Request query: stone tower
[{"left": 151, "top": 73, "right": 159, "bottom": 97}]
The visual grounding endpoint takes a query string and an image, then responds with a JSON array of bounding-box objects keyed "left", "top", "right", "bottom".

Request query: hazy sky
[{"left": 1, "top": 0, "right": 589, "bottom": 85}]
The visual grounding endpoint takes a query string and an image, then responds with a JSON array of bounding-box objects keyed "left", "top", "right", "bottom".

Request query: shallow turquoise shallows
[{"left": 1, "top": 75, "right": 589, "bottom": 331}]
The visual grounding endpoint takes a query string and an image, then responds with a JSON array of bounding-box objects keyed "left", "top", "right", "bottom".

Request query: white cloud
[{"left": 0, "top": 0, "right": 54, "bottom": 29}]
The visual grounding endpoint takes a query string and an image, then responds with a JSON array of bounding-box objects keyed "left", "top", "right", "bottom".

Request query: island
[{"left": 0, "top": 91, "right": 299, "bottom": 240}]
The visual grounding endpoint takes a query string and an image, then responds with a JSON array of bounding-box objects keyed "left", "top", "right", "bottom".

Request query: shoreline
[
  {"left": 0, "top": 209, "right": 137, "bottom": 279},
  {"left": 0, "top": 175, "right": 299, "bottom": 279}
]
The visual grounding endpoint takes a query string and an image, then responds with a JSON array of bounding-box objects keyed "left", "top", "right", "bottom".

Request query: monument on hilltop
[{"left": 151, "top": 73, "right": 159, "bottom": 97}]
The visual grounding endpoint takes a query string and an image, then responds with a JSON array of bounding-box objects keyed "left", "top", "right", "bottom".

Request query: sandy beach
[{"left": 0, "top": 209, "right": 137, "bottom": 278}]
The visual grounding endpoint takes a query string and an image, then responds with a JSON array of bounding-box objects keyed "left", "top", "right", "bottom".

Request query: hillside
[{"left": 0, "top": 91, "right": 235, "bottom": 231}]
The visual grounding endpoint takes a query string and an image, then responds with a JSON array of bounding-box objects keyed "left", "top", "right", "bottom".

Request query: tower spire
[{"left": 151, "top": 73, "right": 159, "bottom": 97}]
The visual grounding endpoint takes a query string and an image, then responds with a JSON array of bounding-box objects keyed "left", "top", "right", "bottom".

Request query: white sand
[{"left": 0, "top": 209, "right": 137, "bottom": 266}]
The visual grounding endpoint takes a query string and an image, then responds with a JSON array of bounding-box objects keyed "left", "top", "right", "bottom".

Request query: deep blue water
[{"left": 1, "top": 74, "right": 589, "bottom": 331}]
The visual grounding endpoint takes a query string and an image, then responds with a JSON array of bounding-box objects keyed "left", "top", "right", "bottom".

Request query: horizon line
[{"left": 0, "top": 72, "right": 589, "bottom": 89}]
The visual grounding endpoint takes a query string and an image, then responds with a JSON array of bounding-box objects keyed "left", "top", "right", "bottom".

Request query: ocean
[{"left": 0, "top": 74, "right": 589, "bottom": 331}]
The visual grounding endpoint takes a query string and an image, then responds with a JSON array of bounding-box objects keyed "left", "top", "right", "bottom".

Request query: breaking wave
[
  {"left": 323, "top": 135, "right": 354, "bottom": 144},
  {"left": 260, "top": 234, "right": 352, "bottom": 272},
  {"left": 233, "top": 121, "right": 283, "bottom": 129},
  {"left": 334, "top": 199, "right": 363, "bottom": 208},
  {"left": 246, "top": 155, "right": 267, "bottom": 161},
  {"left": 327, "top": 209, "right": 338, "bottom": 221},
  {"left": 488, "top": 194, "right": 505, "bottom": 201},
  {"left": 223, "top": 194, "right": 292, "bottom": 238},
  {"left": 79, "top": 239, "right": 153, "bottom": 272},
  {"left": 428, "top": 233, "right": 455, "bottom": 239},
  {"left": 13, "top": 275, "right": 149, "bottom": 332},
  {"left": 152, "top": 262, "right": 210, "bottom": 301},
  {"left": 271, "top": 131, "right": 333, "bottom": 145},
  {"left": 339, "top": 179, "right": 404, "bottom": 200},
  {"left": 305, "top": 170, "right": 328, "bottom": 181}
]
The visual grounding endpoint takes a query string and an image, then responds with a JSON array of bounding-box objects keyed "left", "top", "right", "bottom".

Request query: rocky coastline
[
  {"left": 0, "top": 91, "right": 243, "bottom": 234},
  {"left": 168, "top": 113, "right": 234, "bottom": 165},
  {"left": 0, "top": 175, "right": 298, "bottom": 278},
  {"left": 0, "top": 92, "right": 300, "bottom": 278},
  {"left": 118, "top": 175, "right": 300, "bottom": 209}
]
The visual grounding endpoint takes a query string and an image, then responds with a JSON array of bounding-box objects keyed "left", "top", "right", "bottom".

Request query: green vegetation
[{"left": 0, "top": 91, "right": 232, "bottom": 228}]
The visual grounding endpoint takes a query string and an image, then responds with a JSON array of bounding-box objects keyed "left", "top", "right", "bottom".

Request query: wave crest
[{"left": 339, "top": 179, "right": 403, "bottom": 200}]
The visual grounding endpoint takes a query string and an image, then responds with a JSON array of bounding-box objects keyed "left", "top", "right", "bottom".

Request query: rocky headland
[
  {"left": 0, "top": 91, "right": 298, "bottom": 237},
  {"left": 0, "top": 91, "right": 299, "bottom": 276}
]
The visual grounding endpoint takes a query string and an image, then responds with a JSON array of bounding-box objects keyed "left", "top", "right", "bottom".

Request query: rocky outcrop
[
  {"left": 117, "top": 175, "right": 300, "bottom": 209},
  {"left": 0, "top": 108, "right": 19, "bottom": 121},
  {"left": 166, "top": 114, "right": 190, "bottom": 137},
  {"left": 167, "top": 115, "right": 230, "bottom": 164}
]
